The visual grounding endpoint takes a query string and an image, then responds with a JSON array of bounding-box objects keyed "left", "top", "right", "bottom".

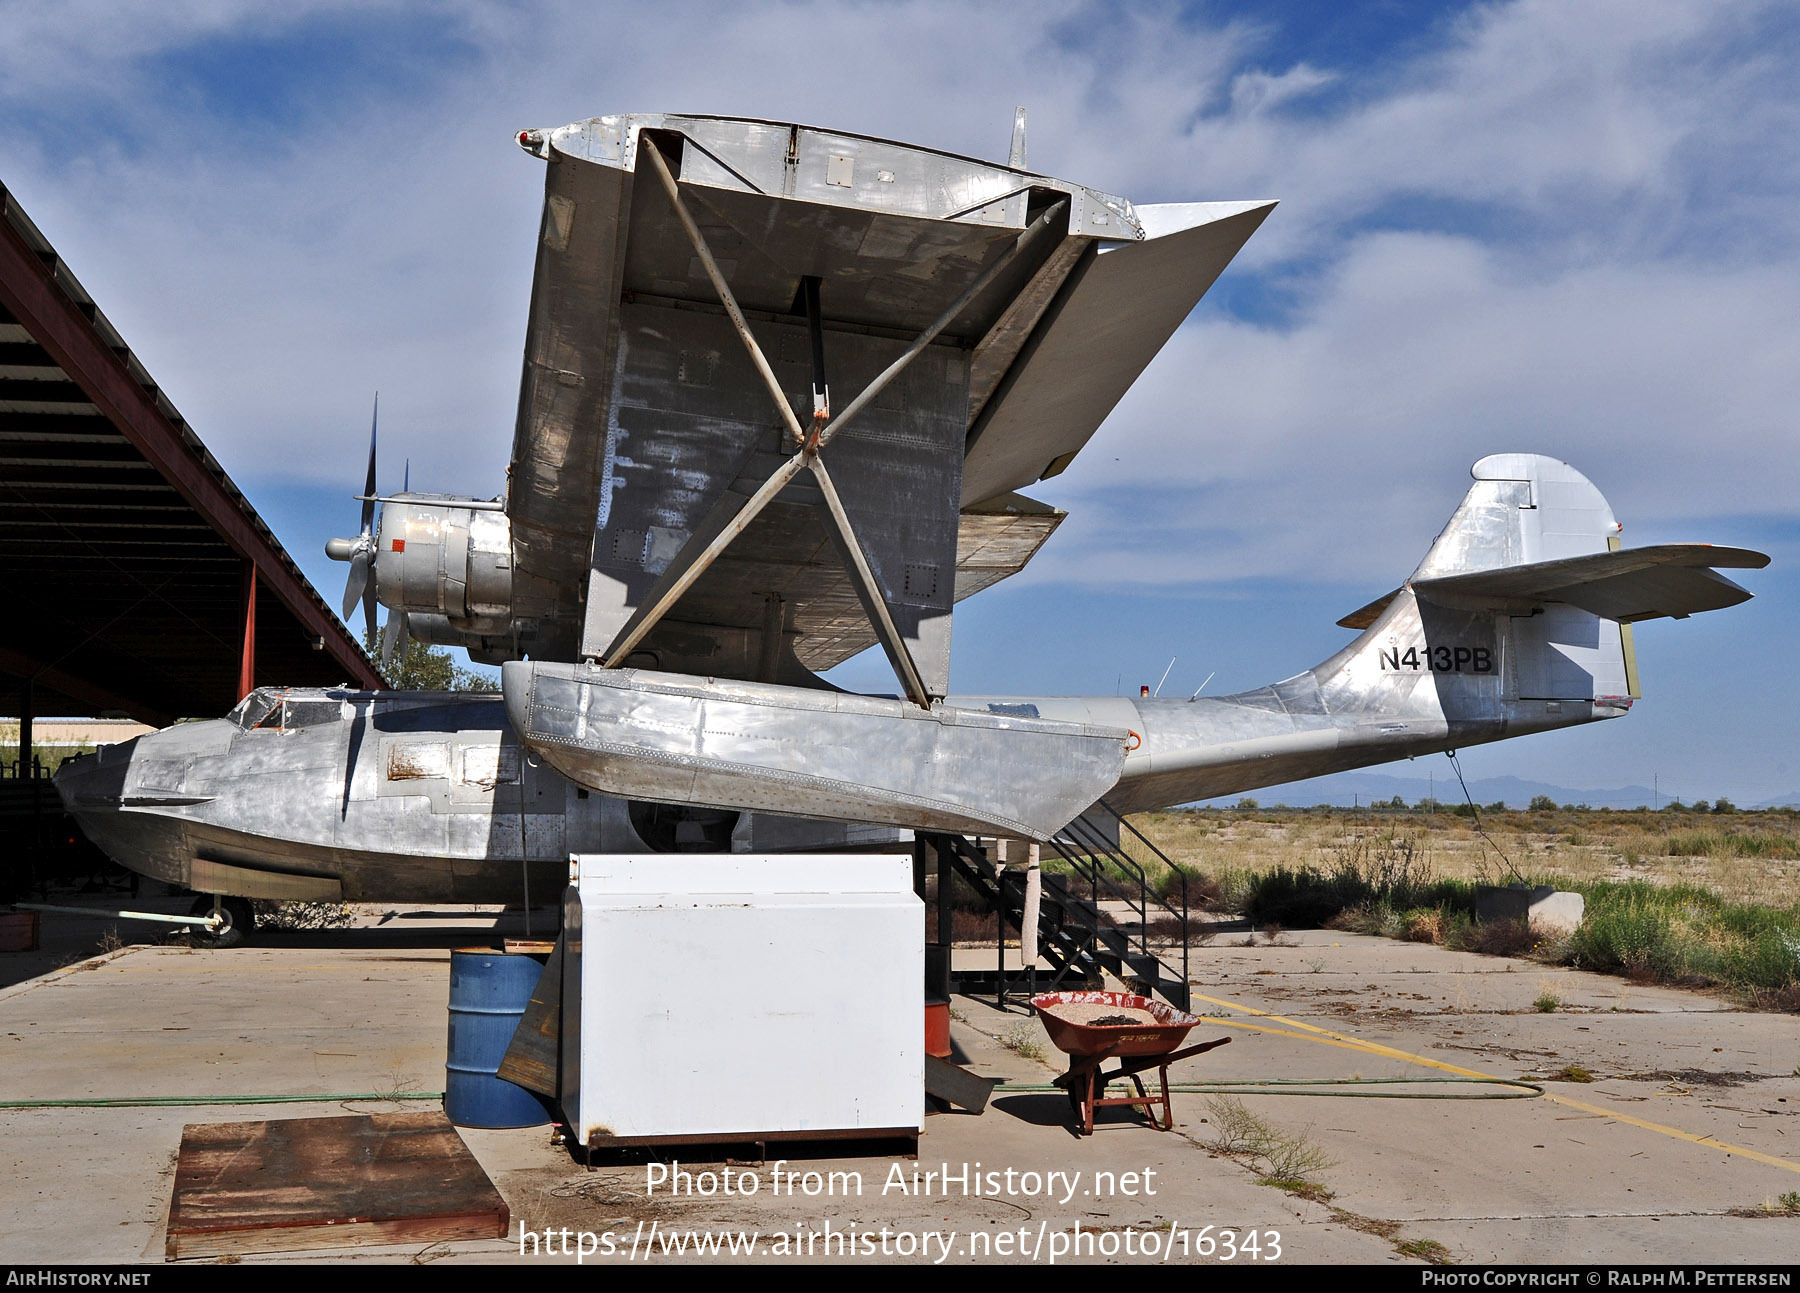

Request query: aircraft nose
[{"left": 51, "top": 741, "right": 133, "bottom": 811}]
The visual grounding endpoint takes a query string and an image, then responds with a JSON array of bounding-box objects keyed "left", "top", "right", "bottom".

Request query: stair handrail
[{"left": 1052, "top": 803, "right": 1194, "bottom": 1006}]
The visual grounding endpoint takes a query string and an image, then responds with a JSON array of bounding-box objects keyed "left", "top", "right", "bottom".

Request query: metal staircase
[{"left": 922, "top": 802, "right": 1200, "bottom": 1010}]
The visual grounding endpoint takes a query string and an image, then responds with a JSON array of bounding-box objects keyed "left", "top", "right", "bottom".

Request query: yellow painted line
[
  {"left": 1188, "top": 989, "right": 1800, "bottom": 1177},
  {"left": 1196, "top": 1015, "right": 1504, "bottom": 1073}
]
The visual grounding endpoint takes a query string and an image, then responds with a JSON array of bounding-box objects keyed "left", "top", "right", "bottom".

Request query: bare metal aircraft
[{"left": 53, "top": 113, "right": 1766, "bottom": 943}]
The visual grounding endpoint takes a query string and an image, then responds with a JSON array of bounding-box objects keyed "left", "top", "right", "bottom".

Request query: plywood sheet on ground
[{"left": 166, "top": 1110, "right": 509, "bottom": 1259}]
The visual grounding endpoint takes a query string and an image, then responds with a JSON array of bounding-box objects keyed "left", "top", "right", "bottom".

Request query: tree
[
  {"left": 363, "top": 632, "right": 500, "bottom": 693},
  {"left": 1528, "top": 795, "right": 1557, "bottom": 812}
]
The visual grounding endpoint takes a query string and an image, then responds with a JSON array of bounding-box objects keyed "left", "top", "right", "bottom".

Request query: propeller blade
[
  {"left": 380, "top": 611, "right": 409, "bottom": 673},
  {"left": 361, "top": 577, "right": 377, "bottom": 647},
  {"left": 359, "top": 393, "right": 379, "bottom": 536},
  {"left": 340, "top": 549, "right": 370, "bottom": 621}
]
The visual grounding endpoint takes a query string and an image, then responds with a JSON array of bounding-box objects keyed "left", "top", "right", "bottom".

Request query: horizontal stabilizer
[
  {"left": 1337, "top": 589, "right": 1399, "bottom": 630},
  {"left": 1412, "top": 544, "right": 1768, "bottom": 622}
]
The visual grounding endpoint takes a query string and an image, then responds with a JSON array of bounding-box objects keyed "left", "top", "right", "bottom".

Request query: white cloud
[
  {"left": 2, "top": 0, "right": 1790, "bottom": 796},
  {"left": 1031, "top": 228, "right": 1800, "bottom": 586},
  {"left": 0, "top": 0, "right": 1794, "bottom": 562}
]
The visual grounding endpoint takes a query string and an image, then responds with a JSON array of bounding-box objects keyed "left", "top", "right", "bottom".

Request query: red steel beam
[
  {"left": 238, "top": 559, "right": 257, "bottom": 702},
  {"left": 0, "top": 202, "right": 381, "bottom": 692}
]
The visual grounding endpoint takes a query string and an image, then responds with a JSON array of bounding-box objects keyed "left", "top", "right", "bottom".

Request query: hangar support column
[{"left": 239, "top": 560, "right": 257, "bottom": 702}]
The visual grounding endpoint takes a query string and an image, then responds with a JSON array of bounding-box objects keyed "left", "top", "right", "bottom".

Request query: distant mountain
[{"left": 1188, "top": 772, "right": 1692, "bottom": 810}]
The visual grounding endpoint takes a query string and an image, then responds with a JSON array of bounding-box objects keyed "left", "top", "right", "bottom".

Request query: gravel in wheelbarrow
[{"left": 1030, "top": 990, "right": 1203, "bottom": 1060}]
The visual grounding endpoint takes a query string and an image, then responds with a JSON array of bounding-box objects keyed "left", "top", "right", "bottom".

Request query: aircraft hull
[{"left": 54, "top": 691, "right": 905, "bottom": 903}]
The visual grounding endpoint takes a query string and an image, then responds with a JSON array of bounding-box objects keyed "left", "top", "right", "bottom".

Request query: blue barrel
[{"left": 445, "top": 948, "right": 551, "bottom": 1128}]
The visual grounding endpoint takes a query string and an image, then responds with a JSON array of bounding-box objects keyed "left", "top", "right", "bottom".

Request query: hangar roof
[{"left": 0, "top": 182, "right": 382, "bottom": 726}]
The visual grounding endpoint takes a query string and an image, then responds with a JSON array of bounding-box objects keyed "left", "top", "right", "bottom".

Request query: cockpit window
[
  {"left": 226, "top": 690, "right": 348, "bottom": 732},
  {"left": 227, "top": 689, "right": 284, "bottom": 731},
  {"left": 282, "top": 699, "right": 350, "bottom": 729}
]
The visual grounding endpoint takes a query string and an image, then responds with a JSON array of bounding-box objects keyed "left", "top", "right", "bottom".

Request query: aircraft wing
[{"left": 505, "top": 114, "right": 1270, "bottom": 689}]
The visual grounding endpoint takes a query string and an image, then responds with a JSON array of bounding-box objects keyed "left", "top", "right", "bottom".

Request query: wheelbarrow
[{"left": 1030, "top": 991, "right": 1231, "bottom": 1136}]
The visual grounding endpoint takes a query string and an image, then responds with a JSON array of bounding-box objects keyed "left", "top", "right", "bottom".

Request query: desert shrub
[
  {"left": 1404, "top": 910, "right": 1445, "bottom": 943},
  {"left": 939, "top": 907, "right": 1004, "bottom": 943},
  {"left": 1470, "top": 918, "right": 1533, "bottom": 957},
  {"left": 1242, "top": 865, "right": 1357, "bottom": 927},
  {"left": 1721, "top": 929, "right": 1800, "bottom": 992},
  {"left": 252, "top": 900, "right": 355, "bottom": 931},
  {"left": 1665, "top": 831, "right": 1796, "bottom": 860},
  {"left": 1157, "top": 866, "right": 1223, "bottom": 909},
  {"left": 1559, "top": 880, "right": 1800, "bottom": 989},
  {"left": 1570, "top": 890, "right": 1685, "bottom": 979},
  {"left": 1241, "top": 834, "right": 1473, "bottom": 928},
  {"left": 1203, "top": 1096, "right": 1336, "bottom": 1186},
  {"left": 1144, "top": 913, "right": 1217, "bottom": 943}
]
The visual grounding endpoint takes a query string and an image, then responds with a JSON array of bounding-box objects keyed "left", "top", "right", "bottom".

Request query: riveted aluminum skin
[
  {"left": 504, "top": 112, "right": 1275, "bottom": 679},
  {"left": 503, "top": 661, "right": 1130, "bottom": 841},
  {"left": 52, "top": 689, "right": 903, "bottom": 902}
]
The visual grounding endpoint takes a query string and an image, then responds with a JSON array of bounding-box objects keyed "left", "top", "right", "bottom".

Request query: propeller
[
  {"left": 380, "top": 608, "right": 409, "bottom": 670},
  {"left": 325, "top": 394, "right": 406, "bottom": 671}
]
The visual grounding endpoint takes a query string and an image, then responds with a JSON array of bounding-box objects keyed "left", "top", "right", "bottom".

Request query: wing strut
[{"left": 601, "top": 139, "right": 1065, "bottom": 707}]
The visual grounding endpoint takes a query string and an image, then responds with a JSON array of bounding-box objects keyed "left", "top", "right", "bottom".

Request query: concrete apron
[{"left": 0, "top": 926, "right": 1796, "bottom": 1265}]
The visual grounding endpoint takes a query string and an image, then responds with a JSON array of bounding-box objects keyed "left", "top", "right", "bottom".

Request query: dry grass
[
  {"left": 1000, "top": 1021, "right": 1047, "bottom": 1063},
  {"left": 1127, "top": 808, "right": 1800, "bottom": 910},
  {"left": 1203, "top": 1095, "right": 1337, "bottom": 1187},
  {"left": 1404, "top": 910, "right": 1445, "bottom": 943},
  {"left": 1395, "top": 1237, "right": 1454, "bottom": 1264},
  {"left": 1121, "top": 808, "right": 1800, "bottom": 1003}
]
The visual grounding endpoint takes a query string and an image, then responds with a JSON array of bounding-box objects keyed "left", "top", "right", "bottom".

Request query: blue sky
[{"left": 2, "top": 1, "right": 1794, "bottom": 802}]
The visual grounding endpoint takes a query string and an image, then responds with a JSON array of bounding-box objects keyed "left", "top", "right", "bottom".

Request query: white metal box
[{"left": 562, "top": 854, "right": 923, "bottom": 1147}]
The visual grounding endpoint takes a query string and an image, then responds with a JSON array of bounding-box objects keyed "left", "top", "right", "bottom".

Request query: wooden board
[
  {"left": 166, "top": 1111, "right": 509, "bottom": 1260},
  {"left": 925, "top": 1055, "right": 998, "bottom": 1113},
  {"left": 496, "top": 933, "right": 562, "bottom": 1099}
]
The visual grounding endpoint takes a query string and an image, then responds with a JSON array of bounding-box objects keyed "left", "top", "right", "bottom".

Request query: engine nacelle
[
  {"left": 375, "top": 496, "right": 514, "bottom": 634},
  {"left": 405, "top": 614, "right": 519, "bottom": 665}
]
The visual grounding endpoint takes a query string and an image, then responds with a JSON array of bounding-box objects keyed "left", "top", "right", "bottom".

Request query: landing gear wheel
[{"left": 189, "top": 896, "right": 254, "bottom": 949}]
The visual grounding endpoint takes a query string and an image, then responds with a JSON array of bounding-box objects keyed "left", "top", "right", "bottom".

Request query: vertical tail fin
[
  {"left": 1319, "top": 455, "right": 1639, "bottom": 727},
  {"left": 1412, "top": 454, "right": 1632, "bottom": 704},
  {"left": 1412, "top": 453, "right": 1620, "bottom": 581}
]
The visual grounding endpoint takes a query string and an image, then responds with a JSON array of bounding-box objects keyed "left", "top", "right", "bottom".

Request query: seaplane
[{"left": 54, "top": 112, "right": 1766, "bottom": 945}]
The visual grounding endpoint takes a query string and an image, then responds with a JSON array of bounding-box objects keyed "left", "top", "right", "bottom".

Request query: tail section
[
  {"left": 1327, "top": 453, "right": 1766, "bottom": 718},
  {"left": 1107, "top": 454, "right": 1764, "bottom": 813}
]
